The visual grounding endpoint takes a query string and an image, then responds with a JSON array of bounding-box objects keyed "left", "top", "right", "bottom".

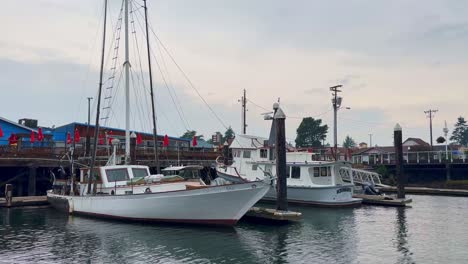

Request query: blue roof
[{"left": 55, "top": 122, "right": 190, "bottom": 141}]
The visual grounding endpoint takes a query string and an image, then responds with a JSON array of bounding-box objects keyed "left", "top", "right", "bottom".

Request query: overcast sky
[{"left": 1, "top": 0, "right": 467, "bottom": 146}]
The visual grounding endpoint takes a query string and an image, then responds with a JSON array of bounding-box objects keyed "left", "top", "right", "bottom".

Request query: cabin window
[
  {"left": 286, "top": 166, "right": 291, "bottom": 178},
  {"left": 291, "top": 166, "right": 301, "bottom": 179},
  {"left": 180, "top": 169, "right": 199, "bottom": 179},
  {"left": 252, "top": 164, "right": 258, "bottom": 171},
  {"left": 320, "top": 167, "right": 331, "bottom": 177},
  {"left": 106, "top": 168, "right": 129, "bottom": 182},
  {"left": 313, "top": 167, "right": 320, "bottom": 177},
  {"left": 260, "top": 149, "right": 268, "bottom": 158},
  {"left": 132, "top": 168, "right": 148, "bottom": 178},
  {"left": 233, "top": 150, "right": 241, "bottom": 158},
  {"left": 243, "top": 151, "right": 251, "bottom": 158}
]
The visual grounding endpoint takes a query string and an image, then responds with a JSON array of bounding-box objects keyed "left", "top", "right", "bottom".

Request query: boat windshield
[
  {"left": 106, "top": 168, "right": 130, "bottom": 182},
  {"left": 132, "top": 168, "right": 149, "bottom": 178},
  {"left": 162, "top": 169, "right": 200, "bottom": 179}
]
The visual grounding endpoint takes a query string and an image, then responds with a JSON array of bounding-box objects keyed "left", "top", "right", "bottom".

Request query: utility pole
[
  {"left": 330, "top": 85, "right": 343, "bottom": 160},
  {"left": 240, "top": 89, "right": 247, "bottom": 134},
  {"left": 369, "top": 134, "right": 373, "bottom": 147},
  {"left": 85, "top": 97, "right": 93, "bottom": 156},
  {"left": 424, "top": 109, "right": 438, "bottom": 149}
]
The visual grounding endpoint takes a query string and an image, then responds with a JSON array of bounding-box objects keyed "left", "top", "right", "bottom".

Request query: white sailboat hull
[{"left": 47, "top": 181, "right": 270, "bottom": 226}]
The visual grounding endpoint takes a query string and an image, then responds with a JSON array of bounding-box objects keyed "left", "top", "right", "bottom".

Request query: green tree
[
  {"left": 450, "top": 117, "right": 468, "bottom": 146},
  {"left": 343, "top": 135, "right": 356, "bottom": 148},
  {"left": 181, "top": 130, "right": 203, "bottom": 140},
  {"left": 295, "top": 117, "right": 328, "bottom": 148},
  {"left": 223, "top": 127, "right": 235, "bottom": 144}
]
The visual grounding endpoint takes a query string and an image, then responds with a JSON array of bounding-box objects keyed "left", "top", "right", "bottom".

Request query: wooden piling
[
  {"left": 28, "top": 167, "right": 37, "bottom": 196},
  {"left": 130, "top": 134, "right": 137, "bottom": 164},
  {"left": 394, "top": 124, "right": 406, "bottom": 199},
  {"left": 274, "top": 103, "right": 288, "bottom": 211},
  {"left": 5, "top": 184, "right": 13, "bottom": 207}
]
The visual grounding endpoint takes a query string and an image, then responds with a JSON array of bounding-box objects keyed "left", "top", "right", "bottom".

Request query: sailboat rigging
[{"left": 47, "top": 0, "right": 272, "bottom": 226}]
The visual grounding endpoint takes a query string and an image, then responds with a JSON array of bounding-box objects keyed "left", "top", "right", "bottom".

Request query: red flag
[
  {"left": 66, "top": 132, "right": 72, "bottom": 144},
  {"left": 192, "top": 136, "right": 198, "bottom": 147},
  {"left": 108, "top": 130, "right": 113, "bottom": 145},
  {"left": 163, "top": 134, "right": 169, "bottom": 147},
  {"left": 0, "top": 126, "right": 4, "bottom": 138},
  {"left": 37, "top": 127, "right": 44, "bottom": 141},
  {"left": 30, "top": 131, "right": 35, "bottom": 143},
  {"left": 136, "top": 133, "right": 143, "bottom": 145},
  {"left": 8, "top": 133, "right": 18, "bottom": 145},
  {"left": 74, "top": 129, "right": 80, "bottom": 143},
  {"left": 99, "top": 133, "right": 104, "bottom": 145}
]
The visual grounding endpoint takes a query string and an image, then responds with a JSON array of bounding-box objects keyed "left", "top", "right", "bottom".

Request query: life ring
[{"left": 145, "top": 187, "right": 152, "bottom": 193}]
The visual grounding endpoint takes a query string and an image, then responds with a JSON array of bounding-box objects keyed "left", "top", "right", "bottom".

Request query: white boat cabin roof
[
  {"left": 229, "top": 134, "right": 268, "bottom": 150},
  {"left": 162, "top": 165, "right": 204, "bottom": 171}
]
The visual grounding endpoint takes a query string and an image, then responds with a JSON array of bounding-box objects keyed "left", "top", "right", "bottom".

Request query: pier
[{"left": 0, "top": 142, "right": 219, "bottom": 197}]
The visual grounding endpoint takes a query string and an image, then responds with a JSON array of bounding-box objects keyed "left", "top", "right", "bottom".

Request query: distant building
[
  {"left": 0, "top": 117, "right": 52, "bottom": 146},
  {"left": 358, "top": 142, "right": 368, "bottom": 149},
  {"left": 50, "top": 122, "right": 190, "bottom": 149},
  {"left": 351, "top": 137, "right": 464, "bottom": 165}
]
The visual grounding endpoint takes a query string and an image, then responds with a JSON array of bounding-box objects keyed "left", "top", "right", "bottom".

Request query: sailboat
[{"left": 47, "top": 0, "right": 271, "bottom": 226}]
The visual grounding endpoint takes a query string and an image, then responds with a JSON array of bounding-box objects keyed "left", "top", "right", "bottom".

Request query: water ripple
[{"left": 1, "top": 196, "right": 468, "bottom": 263}]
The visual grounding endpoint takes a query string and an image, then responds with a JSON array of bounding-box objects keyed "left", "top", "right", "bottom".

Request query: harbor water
[{"left": 1, "top": 195, "right": 468, "bottom": 264}]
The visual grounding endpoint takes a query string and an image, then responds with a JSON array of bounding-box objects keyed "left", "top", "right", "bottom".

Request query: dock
[
  {"left": 379, "top": 186, "right": 468, "bottom": 197},
  {"left": 353, "top": 194, "right": 412, "bottom": 207},
  {"left": 0, "top": 196, "right": 49, "bottom": 208},
  {"left": 243, "top": 207, "right": 302, "bottom": 223}
]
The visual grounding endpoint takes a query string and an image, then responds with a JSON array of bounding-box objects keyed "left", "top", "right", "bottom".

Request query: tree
[
  {"left": 343, "top": 135, "right": 356, "bottom": 148},
  {"left": 295, "top": 117, "right": 328, "bottom": 148},
  {"left": 181, "top": 130, "right": 203, "bottom": 140},
  {"left": 450, "top": 117, "right": 468, "bottom": 146},
  {"left": 223, "top": 127, "right": 235, "bottom": 144}
]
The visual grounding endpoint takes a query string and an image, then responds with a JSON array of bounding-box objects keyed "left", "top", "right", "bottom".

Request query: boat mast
[
  {"left": 124, "top": 0, "right": 131, "bottom": 164},
  {"left": 88, "top": 0, "right": 108, "bottom": 194},
  {"left": 143, "top": 0, "right": 160, "bottom": 173}
]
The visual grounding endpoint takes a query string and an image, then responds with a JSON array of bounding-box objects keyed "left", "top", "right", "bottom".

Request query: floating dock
[
  {"left": 0, "top": 196, "right": 49, "bottom": 208},
  {"left": 353, "top": 194, "right": 412, "bottom": 207},
  {"left": 244, "top": 207, "right": 302, "bottom": 223},
  {"left": 379, "top": 186, "right": 468, "bottom": 197}
]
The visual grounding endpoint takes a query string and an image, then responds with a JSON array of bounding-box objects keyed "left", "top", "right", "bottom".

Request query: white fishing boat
[
  {"left": 47, "top": 0, "right": 271, "bottom": 226},
  {"left": 216, "top": 134, "right": 362, "bottom": 207}
]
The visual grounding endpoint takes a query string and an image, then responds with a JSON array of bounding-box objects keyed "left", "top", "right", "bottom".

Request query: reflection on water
[
  {"left": 1, "top": 196, "right": 468, "bottom": 264},
  {"left": 395, "top": 208, "right": 414, "bottom": 264}
]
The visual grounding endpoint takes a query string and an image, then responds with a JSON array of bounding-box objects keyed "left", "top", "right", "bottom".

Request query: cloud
[{"left": 1, "top": 0, "right": 468, "bottom": 146}]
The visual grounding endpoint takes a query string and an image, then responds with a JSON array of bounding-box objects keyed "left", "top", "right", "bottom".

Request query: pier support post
[
  {"left": 394, "top": 124, "right": 406, "bottom": 199},
  {"left": 274, "top": 103, "right": 288, "bottom": 211},
  {"left": 28, "top": 167, "right": 37, "bottom": 196},
  {"left": 446, "top": 163, "right": 451, "bottom": 181},
  {"left": 5, "top": 184, "right": 13, "bottom": 207}
]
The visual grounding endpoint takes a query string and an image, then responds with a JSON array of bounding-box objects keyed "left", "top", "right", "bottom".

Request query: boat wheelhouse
[{"left": 217, "top": 134, "right": 362, "bottom": 207}]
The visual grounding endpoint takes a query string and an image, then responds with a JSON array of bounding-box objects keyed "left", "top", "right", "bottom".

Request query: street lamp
[
  {"left": 443, "top": 121, "right": 449, "bottom": 161},
  {"left": 330, "top": 85, "right": 342, "bottom": 160}
]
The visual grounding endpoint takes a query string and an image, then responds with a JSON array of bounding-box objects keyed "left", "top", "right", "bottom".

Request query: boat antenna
[
  {"left": 143, "top": 0, "right": 160, "bottom": 173},
  {"left": 88, "top": 0, "right": 108, "bottom": 195}
]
